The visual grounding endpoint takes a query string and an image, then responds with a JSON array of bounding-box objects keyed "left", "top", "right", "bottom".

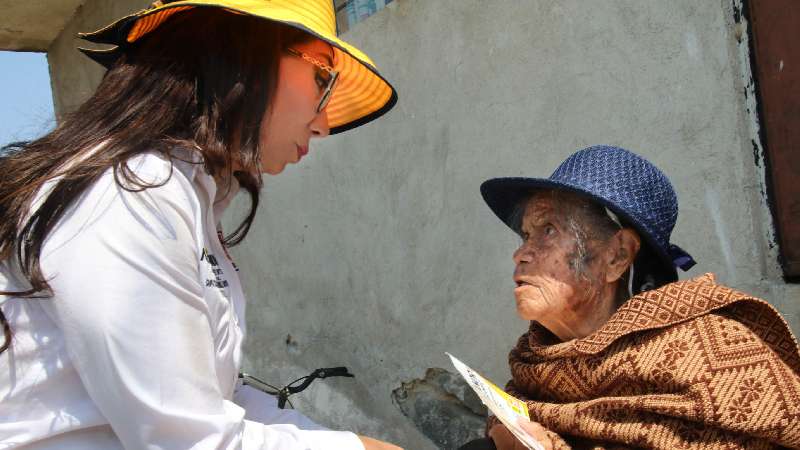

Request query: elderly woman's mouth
[{"left": 514, "top": 279, "right": 532, "bottom": 288}]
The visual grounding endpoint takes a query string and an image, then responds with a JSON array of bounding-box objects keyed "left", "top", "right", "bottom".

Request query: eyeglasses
[{"left": 287, "top": 48, "right": 340, "bottom": 113}]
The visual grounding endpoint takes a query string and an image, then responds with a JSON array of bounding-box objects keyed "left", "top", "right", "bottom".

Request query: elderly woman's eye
[{"left": 544, "top": 225, "right": 557, "bottom": 236}]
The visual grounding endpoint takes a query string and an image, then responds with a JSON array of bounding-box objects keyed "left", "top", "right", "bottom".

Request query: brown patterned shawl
[{"left": 499, "top": 274, "right": 800, "bottom": 449}]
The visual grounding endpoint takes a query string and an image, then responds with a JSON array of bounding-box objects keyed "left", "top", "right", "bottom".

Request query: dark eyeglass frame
[
  {"left": 239, "top": 367, "right": 354, "bottom": 409},
  {"left": 287, "top": 48, "right": 340, "bottom": 113}
]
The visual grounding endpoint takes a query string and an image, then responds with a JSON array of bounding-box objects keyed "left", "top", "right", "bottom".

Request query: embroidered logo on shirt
[{"left": 201, "top": 247, "right": 229, "bottom": 289}]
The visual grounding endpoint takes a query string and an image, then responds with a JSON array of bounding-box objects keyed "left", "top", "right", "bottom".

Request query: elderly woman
[{"left": 462, "top": 146, "right": 800, "bottom": 450}]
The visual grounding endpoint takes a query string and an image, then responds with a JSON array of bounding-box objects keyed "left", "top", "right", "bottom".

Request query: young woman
[{"left": 0, "top": 1, "right": 400, "bottom": 449}]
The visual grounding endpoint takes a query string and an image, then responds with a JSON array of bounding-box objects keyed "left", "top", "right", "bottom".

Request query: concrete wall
[
  {"left": 48, "top": 0, "right": 150, "bottom": 115},
  {"left": 47, "top": 0, "right": 800, "bottom": 448},
  {"left": 0, "top": 0, "right": 86, "bottom": 51}
]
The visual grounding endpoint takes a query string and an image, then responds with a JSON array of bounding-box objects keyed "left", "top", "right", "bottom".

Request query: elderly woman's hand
[{"left": 489, "top": 419, "right": 553, "bottom": 450}]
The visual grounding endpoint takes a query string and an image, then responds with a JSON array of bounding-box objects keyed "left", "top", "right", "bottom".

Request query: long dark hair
[{"left": 0, "top": 8, "right": 313, "bottom": 352}]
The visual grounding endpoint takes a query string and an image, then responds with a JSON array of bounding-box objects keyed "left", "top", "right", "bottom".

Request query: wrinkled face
[
  {"left": 258, "top": 39, "right": 334, "bottom": 174},
  {"left": 512, "top": 191, "right": 617, "bottom": 325}
]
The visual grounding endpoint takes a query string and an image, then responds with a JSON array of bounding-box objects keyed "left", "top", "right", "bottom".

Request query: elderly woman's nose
[{"left": 513, "top": 242, "right": 534, "bottom": 265}]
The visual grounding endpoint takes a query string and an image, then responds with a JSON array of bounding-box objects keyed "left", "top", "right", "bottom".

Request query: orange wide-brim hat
[{"left": 78, "top": 0, "right": 397, "bottom": 134}]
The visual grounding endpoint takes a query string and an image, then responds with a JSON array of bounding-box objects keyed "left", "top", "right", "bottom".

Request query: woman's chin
[
  {"left": 261, "top": 162, "right": 287, "bottom": 175},
  {"left": 515, "top": 295, "right": 548, "bottom": 321}
]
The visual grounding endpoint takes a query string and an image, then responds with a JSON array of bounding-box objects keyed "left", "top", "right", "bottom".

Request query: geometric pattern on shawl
[{"left": 501, "top": 274, "right": 800, "bottom": 449}]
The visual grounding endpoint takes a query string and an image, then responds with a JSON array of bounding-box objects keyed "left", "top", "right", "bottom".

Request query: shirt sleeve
[
  {"left": 234, "top": 384, "right": 328, "bottom": 431},
  {"left": 38, "top": 159, "right": 363, "bottom": 450},
  {"left": 235, "top": 384, "right": 364, "bottom": 449}
]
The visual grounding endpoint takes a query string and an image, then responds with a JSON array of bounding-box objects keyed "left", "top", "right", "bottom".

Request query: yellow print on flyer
[{"left": 487, "top": 382, "right": 529, "bottom": 418}]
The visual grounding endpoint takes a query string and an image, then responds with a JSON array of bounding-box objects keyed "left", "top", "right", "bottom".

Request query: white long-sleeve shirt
[{"left": 0, "top": 151, "right": 363, "bottom": 450}]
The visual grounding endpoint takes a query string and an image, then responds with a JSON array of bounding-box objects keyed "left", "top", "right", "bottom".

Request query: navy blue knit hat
[{"left": 481, "top": 145, "right": 695, "bottom": 285}]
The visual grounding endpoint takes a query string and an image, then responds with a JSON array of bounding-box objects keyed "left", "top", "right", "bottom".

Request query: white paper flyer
[{"left": 447, "top": 353, "right": 545, "bottom": 450}]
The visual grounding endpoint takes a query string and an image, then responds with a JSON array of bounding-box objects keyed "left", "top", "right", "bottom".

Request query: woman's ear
[{"left": 605, "top": 229, "right": 641, "bottom": 283}]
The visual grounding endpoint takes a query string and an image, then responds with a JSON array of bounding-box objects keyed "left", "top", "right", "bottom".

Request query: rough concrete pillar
[{"left": 47, "top": 0, "right": 150, "bottom": 117}]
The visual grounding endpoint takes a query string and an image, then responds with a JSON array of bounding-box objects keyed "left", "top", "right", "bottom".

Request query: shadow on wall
[{"left": 392, "top": 368, "right": 488, "bottom": 449}]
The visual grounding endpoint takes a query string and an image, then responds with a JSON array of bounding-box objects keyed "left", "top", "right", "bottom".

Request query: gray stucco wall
[
  {"left": 48, "top": 0, "right": 150, "bottom": 115},
  {"left": 47, "top": 0, "right": 799, "bottom": 448}
]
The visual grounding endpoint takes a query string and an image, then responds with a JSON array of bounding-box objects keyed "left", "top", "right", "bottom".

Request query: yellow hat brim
[{"left": 78, "top": 0, "right": 397, "bottom": 134}]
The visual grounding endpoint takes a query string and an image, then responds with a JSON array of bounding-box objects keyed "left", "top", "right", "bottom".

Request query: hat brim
[
  {"left": 78, "top": 1, "right": 397, "bottom": 135},
  {"left": 480, "top": 177, "right": 678, "bottom": 283}
]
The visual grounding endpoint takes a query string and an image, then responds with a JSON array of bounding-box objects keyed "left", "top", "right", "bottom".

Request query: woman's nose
[
  {"left": 513, "top": 242, "right": 534, "bottom": 265},
  {"left": 310, "top": 109, "right": 330, "bottom": 138}
]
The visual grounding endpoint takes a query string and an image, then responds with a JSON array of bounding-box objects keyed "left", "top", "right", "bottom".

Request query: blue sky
[{"left": 0, "top": 51, "right": 55, "bottom": 146}]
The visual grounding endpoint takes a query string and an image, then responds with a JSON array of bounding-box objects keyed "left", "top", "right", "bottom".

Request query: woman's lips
[
  {"left": 297, "top": 145, "right": 309, "bottom": 159},
  {"left": 514, "top": 277, "right": 532, "bottom": 287}
]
